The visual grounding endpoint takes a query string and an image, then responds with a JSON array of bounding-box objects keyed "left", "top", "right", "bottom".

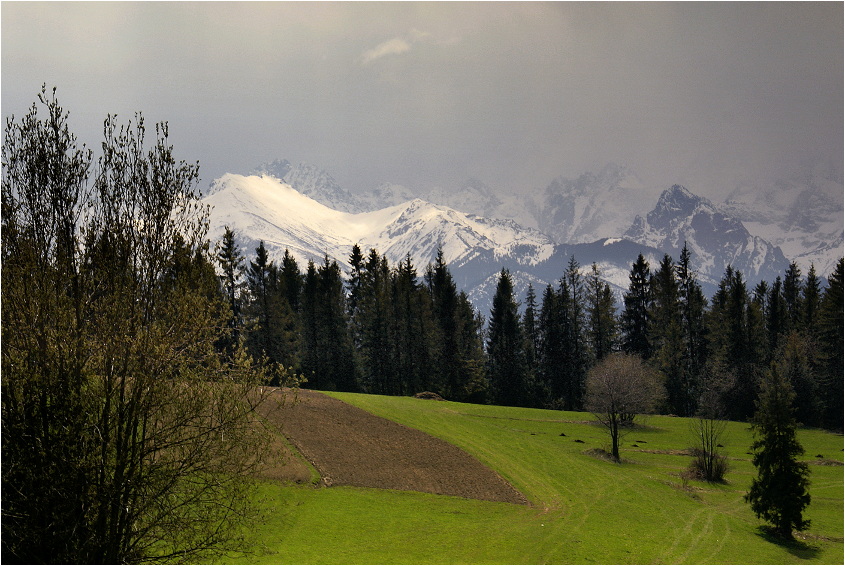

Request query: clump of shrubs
[{"left": 686, "top": 447, "right": 729, "bottom": 483}]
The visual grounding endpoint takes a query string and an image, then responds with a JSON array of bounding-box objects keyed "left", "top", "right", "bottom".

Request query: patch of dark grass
[
  {"left": 584, "top": 447, "right": 630, "bottom": 464},
  {"left": 754, "top": 526, "right": 821, "bottom": 560}
]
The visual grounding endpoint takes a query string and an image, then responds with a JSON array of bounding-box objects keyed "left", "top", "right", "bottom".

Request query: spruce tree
[
  {"left": 677, "top": 243, "right": 707, "bottom": 416},
  {"left": 487, "top": 269, "right": 528, "bottom": 407},
  {"left": 766, "top": 277, "right": 787, "bottom": 360},
  {"left": 523, "top": 283, "right": 540, "bottom": 380},
  {"left": 707, "top": 266, "right": 764, "bottom": 420},
  {"left": 347, "top": 243, "right": 365, "bottom": 318},
  {"left": 586, "top": 263, "right": 617, "bottom": 363},
  {"left": 801, "top": 263, "right": 821, "bottom": 334},
  {"left": 537, "top": 283, "right": 564, "bottom": 407},
  {"left": 455, "top": 291, "right": 488, "bottom": 403},
  {"left": 319, "top": 256, "right": 357, "bottom": 391},
  {"left": 216, "top": 226, "right": 245, "bottom": 354},
  {"left": 621, "top": 253, "right": 652, "bottom": 359},
  {"left": 279, "top": 249, "right": 302, "bottom": 313},
  {"left": 782, "top": 261, "right": 804, "bottom": 331},
  {"left": 817, "top": 258, "right": 844, "bottom": 429},
  {"left": 745, "top": 364, "right": 811, "bottom": 539},
  {"left": 300, "top": 260, "right": 321, "bottom": 387},
  {"left": 391, "top": 255, "right": 438, "bottom": 395},
  {"left": 650, "top": 254, "right": 688, "bottom": 415},
  {"left": 356, "top": 249, "right": 394, "bottom": 394},
  {"left": 245, "top": 241, "right": 273, "bottom": 362},
  {"left": 426, "top": 248, "right": 461, "bottom": 398},
  {"left": 562, "top": 257, "right": 588, "bottom": 410}
]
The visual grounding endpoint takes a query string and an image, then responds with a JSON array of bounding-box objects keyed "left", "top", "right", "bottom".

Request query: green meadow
[{"left": 223, "top": 393, "right": 843, "bottom": 564}]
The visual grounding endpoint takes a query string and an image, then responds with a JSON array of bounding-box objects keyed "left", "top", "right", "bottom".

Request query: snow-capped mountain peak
[
  {"left": 202, "top": 174, "right": 555, "bottom": 281},
  {"left": 533, "top": 163, "right": 658, "bottom": 245},
  {"left": 250, "top": 159, "right": 365, "bottom": 213},
  {"left": 625, "top": 184, "right": 789, "bottom": 284},
  {"left": 721, "top": 173, "right": 844, "bottom": 274}
]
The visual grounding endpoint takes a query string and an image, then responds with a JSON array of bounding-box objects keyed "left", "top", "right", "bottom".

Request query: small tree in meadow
[
  {"left": 585, "top": 353, "right": 664, "bottom": 462},
  {"left": 688, "top": 387, "right": 728, "bottom": 482}
]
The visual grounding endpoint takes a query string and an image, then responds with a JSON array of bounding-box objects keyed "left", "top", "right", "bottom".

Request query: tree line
[{"left": 223, "top": 233, "right": 844, "bottom": 431}]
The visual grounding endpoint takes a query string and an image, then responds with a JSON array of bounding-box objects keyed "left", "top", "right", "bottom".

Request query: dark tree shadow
[{"left": 754, "top": 526, "right": 821, "bottom": 560}]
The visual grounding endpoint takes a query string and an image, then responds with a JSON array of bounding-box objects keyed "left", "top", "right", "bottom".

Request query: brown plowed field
[{"left": 258, "top": 388, "right": 526, "bottom": 505}]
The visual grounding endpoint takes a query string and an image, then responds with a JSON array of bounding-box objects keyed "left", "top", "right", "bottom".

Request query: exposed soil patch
[
  {"left": 257, "top": 388, "right": 527, "bottom": 505},
  {"left": 414, "top": 391, "right": 445, "bottom": 401},
  {"left": 256, "top": 430, "right": 315, "bottom": 485}
]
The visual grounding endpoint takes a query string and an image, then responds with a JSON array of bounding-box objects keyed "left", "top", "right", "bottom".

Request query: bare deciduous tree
[
  {"left": 688, "top": 386, "right": 729, "bottom": 482},
  {"left": 584, "top": 353, "right": 664, "bottom": 461}
]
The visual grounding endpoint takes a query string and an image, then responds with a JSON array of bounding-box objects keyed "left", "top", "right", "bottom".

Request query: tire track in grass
[
  {"left": 677, "top": 509, "right": 714, "bottom": 564},
  {"left": 662, "top": 506, "right": 708, "bottom": 562}
]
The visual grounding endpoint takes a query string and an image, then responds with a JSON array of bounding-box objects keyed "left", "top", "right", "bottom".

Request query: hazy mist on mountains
[{"left": 205, "top": 159, "right": 842, "bottom": 314}]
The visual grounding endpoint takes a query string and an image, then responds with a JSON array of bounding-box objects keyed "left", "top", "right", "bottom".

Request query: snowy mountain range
[
  {"left": 722, "top": 174, "right": 844, "bottom": 276},
  {"left": 624, "top": 185, "right": 789, "bottom": 284},
  {"left": 204, "top": 160, "right": 842, "bottom": 314},
  {"left": 204, "top": 174, "right": 555, "bottom": 291}
]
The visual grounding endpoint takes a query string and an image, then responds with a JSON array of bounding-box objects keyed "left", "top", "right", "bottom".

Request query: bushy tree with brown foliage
[{"left": 1, "top": 87, "right": 273, "bottom": 564}]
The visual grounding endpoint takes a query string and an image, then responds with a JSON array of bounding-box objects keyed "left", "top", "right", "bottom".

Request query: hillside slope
[{"left": 229, "top": 393, "right": 843, "bottom": 565}]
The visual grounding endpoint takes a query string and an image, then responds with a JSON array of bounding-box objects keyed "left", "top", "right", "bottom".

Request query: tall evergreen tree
[
  {"left": 707, "top": 266, "right": 765, "bottom": 420},
  {"left": 586, "top": 263, "right": 618, "bottom": 363},
  {"left": 817, "top": 258, "right": 844, "bottom": 429},
  {"left": 216, "top": 226, "right": 245, "bottom": 355},
  {"left": 801, "top": 264, "right": 821, "bottom": 334},
  {"left": 454, "top": 291, "right": 488, "bottom": 403},
  {"left": 264, "top": 261, "right": 301, "bottom": 373},
  {"left": 753, "top": 280, "right": 770, "bottom": 312},
  {"left": 390, "top": 255, "right": 438, "bottom": 395},
  {"left": 650, "top": 253, "right": 688, "bottom": 415},
  {"left": 782, "top": 261, "right": 804, "bottom": 331},
  {"left": 537, "top": 283, "right": 564, "bottom": 407},
  {"left": 426, "top": 248, "right": 461, "bottom": 398},
  {"left": 523, "top": 283, "right": 540, "bottom": 380},
  {"left": 347, "top": 243, "right": 365, "bottom": 319},
  {"left": 621, "top": 253, "right": 652, "bottom": 359},
  {"left": 300, "top": 260, "right": 321, "bottom": 387},
  {"left": 487, "top": 269, "right": 529, "bottom": 407},
  {"left": 677, "top": 243, "right": 708, "bottom": 416},
  {"left": 766, "top": 277, "right": 788, "bottom": 362},
  {"left": 244, "top": 241, "right": 273, "bottom": 362},
  {"left": 561, "top": 257, "right": 588, "bottom": 409},
  {"left": 279, "top": 249, "right": 302, "bottom": 314},
  {"left": 355, "top": 249, "right": 394, "bottom": 394},
  {"left": 745, "top": 363, "right": 811, "bottom": 539},
  {"left": 321, "top": 256, "right": 357, "bottom": 391}
]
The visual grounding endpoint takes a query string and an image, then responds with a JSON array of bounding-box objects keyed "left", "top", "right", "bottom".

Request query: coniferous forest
[{"left": 225, "top": 231, "right": 844, "bottom": 431}]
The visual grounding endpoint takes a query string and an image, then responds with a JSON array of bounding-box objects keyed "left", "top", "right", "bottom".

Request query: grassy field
[{"left": 222, "top": 393, "right": 843, "bottom": 564}]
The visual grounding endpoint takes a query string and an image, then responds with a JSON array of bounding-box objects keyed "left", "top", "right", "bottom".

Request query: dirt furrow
[{"left": 258, "top": 388, "right": 527, "bottom": 505}]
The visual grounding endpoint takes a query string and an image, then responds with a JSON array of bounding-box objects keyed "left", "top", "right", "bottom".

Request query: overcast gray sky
[{"left": 3, "top": 2, "right": 842, "bottom": 199}]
